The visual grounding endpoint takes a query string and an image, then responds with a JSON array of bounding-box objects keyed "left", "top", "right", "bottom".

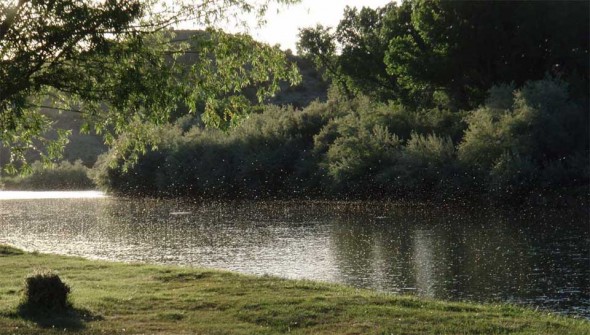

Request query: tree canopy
[
  {"left": 298, "top": 0, "right": 589, "bottom": 110},
  {"left": 0, "top": 0, "right": 301, "bottom": 172}
]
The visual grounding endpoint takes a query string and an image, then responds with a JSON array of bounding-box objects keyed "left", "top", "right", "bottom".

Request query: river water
[{"left": 0, "top": 192, "right": 588, "bottom": 318}]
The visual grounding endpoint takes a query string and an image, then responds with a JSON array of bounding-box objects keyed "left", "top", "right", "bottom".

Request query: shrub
[
  {"left": 378, "top": 133, "right": 458, "bottom": 198},
  {"left": 93, "top": 78, "right": 588, "bottom": 202},
  {"left": 94, "top": 103, "right": 332, "bottom": 198},
  {"left": 0, "top": 160, "right": 94, "bottom": 190},
  {"left": 487, "top": 152, "right": 537, "bottom": 200},
  {"left": 456, "top": 106, "right": 507, "bottom": 172},
  {"left": 459, "top": 78, "right": 589, "bottom": 197},
  {"left": 404, "top": 133, "right": 455, "bottom": 164},
  {"left": 22, "top": 270, "right": 71, "bottom": 311},
  {"left": 313, "top": 96, "right": 463, "bottom": 198},
  {"left": 323, "top": 121, "right": 401, "bottom": 195}
]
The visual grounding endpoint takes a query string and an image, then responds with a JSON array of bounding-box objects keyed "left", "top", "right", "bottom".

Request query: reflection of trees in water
[
  {"left": 412, "top": 229, "right": 437, "bottom": 298},
  {"left": 94, "top": 200, "right": 343, "bottom": 273},
  {"left": 453, "top": 209, "right": 588, "bottom": 312},
  {"left": 328, "top": 206, "right": 538, "bottom": 302},
  {"left": 446, "top": 216, "right": 531, "bottom": 302},
  {"left": 507, "top": 209, "right": 590, "bottom": 311},
  {"left": 328, "top": 211, "right": 415, "bottom": 292}
]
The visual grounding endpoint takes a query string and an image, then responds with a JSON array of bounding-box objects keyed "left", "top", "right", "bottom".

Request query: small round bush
[{"left": 23, "top": 270, "right": 71, "bottom": 311}]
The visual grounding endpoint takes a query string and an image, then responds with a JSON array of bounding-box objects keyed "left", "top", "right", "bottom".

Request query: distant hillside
[
  {"left": 0, "top": 109, "right": 107, "bottom": 172},
  {"left": 43, "top": 108, "right": 108, "bottom": 165},
  {"left": 271, "top": 53, "right": 328, "bottom": 108}
]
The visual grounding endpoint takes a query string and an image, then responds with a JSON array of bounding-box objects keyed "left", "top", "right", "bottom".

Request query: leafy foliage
[
  {"left": 94, "top": 103, "right": 332, "bottom": 198},
  {"left": 95, "top": 78, "right": 589, "bottom": 203},
  {"left": 298, "top": 1, "right": 589, "bottom": 110},
  {"left": 459, "top": 79, "right": 589, "bottom": 198},
  {"left": 7, "top": 1, "right": 586, "bottom": 203},
  {"left": 0, "top": 0, "right": 302, "bottom": 172}
]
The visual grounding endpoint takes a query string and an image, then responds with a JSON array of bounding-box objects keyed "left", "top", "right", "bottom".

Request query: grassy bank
[{"left": 0, "top": 245, "right": 588, "bottom": 335}]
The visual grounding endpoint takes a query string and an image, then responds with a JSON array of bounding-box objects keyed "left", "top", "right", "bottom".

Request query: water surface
[
  {"left": 0, "top": 190, "right": 106, "bottom": 200},
  {"left": 0, "top": 194, "right": 588, "bottom": 318}
]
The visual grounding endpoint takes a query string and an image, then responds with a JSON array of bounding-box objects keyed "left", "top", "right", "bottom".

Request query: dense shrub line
[
  {"left": 0, "top": 160, "right": 94, "bottom": 190},
  {"left": 93, "top": 79, "right": 589, "bottom": 203}
]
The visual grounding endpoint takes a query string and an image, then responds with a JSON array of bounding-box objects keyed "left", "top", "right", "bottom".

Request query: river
[{"left": 0, "top": 192, "right": 588, "bottom": 318}]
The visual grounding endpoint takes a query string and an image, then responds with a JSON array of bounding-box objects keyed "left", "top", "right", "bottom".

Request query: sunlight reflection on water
[
  {"left": 0, "top": 197, "right": 588, "bottom": 318},
  {"left": 0, "top": 191, "right": 106, "bottom": 200}
]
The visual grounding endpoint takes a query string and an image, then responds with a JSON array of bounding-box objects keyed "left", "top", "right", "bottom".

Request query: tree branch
[{"left": 0, "top": 0, "right": 28, "bottom": 42}]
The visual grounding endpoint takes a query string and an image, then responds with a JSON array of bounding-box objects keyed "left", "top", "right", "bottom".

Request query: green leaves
[
  {"left": 299, "top": 0, "right": 589, "bottom": 111},
  {"left": 0, "top": 0, "right": 143, "bottom": 172},
  {"left": 0, "top": 0, "right": 303, "bottom": 172},
  {"left": 458, "top": 79, "right": 589, "bottom": 194},
  {"left": 188, "top": 30, "right": 301, "bottom": 130}
]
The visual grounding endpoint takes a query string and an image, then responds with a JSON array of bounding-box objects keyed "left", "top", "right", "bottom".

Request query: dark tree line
[{"left": 298, "top": 1, "right": 589, "bottom": 110}]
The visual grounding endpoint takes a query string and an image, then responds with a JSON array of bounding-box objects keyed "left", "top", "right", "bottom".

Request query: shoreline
[
  {"left": 0, "top": 189, "right": 587, "bottom": 210},
  {"left": 1, "top": 245, "right": 588, "bottom": 334}
]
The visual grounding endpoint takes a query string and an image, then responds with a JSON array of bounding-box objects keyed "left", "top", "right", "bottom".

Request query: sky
[{"left": 234, "top": 0, "right": 393, "bottom": 52}]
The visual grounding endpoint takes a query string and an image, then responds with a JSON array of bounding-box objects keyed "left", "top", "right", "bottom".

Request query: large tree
[
  {"left": 0, "top": 0, "right": 301, "bottom": 172},
  {"left": 298, "top": 0, "right": 589, "bottom": 110}
]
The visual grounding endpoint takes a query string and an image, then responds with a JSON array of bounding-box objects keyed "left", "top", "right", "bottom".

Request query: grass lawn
[{"left": 0, "top": 245, "right": 588, "bottom": 334}]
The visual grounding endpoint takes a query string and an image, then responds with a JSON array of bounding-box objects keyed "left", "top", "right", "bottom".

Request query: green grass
[{"left": 0, "top": 245, "right": 588, "bottom": 334}]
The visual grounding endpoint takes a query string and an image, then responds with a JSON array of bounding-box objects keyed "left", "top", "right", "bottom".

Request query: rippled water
[
  {"left": 0, "top": 190, "right": 106, "bottom": 200},
  {"left": 0, "top": 193, "right": 588, "bottom": 318}
]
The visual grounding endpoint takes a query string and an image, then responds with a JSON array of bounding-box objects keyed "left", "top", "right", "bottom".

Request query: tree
[
  {"left": 297, "top": 3, "right": 406, "bottom": 102},
  {"left": 386, "top": 0, "right": 589, "bottom": 109},
  {"left": 0, "top": 0, "right": 301, "bottom": 172},
  {"left": 334, "top": 3, "right": 407, "bottom": 102},
  {"left": 298, "top": 1, "right": 589, "bottom": 110},
  {"left": 297, "top": 2, "right": 429, "bottom": 106}
]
